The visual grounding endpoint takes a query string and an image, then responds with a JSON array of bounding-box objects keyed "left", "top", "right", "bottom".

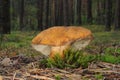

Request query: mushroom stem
[{"left": 50, "top": 43, "right": 70, "bottom": 58}]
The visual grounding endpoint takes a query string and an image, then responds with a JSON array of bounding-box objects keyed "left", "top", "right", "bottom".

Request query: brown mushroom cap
[{"left": 32, "top": 26, "right": 92, "bottom": 46}]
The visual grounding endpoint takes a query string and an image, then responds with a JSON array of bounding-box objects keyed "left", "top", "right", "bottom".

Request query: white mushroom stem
[
  {"left": 50, "top": 44, "right": 70, "bottom": 58},
  {"left": 32, "top": 42, "right": 70, "bottom": 58}
]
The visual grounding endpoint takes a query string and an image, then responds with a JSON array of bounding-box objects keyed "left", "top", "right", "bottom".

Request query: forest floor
[{"left": 0, "top": 30, "right": 120, "bottom": 80}]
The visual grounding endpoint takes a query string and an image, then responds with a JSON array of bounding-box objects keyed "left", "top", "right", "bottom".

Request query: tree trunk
[
  {"left": 101, "top": 0, "right": 106, "bottom": 25},
  {"left": 105, "top": 0, "right": 112, "bottom": 31},
  {"left": 37, "top": 0, "right": 44, "bottom": 30},
  {"left": 114, "top": 0, "right": 120, "bottom": 31},
  {"left": 50, "top": 0, "right": 55, "bottom": 26},
  {"left": 47, "top": 0, "right": 51, "bottom": 28},
  {"left": 68, "top": 0, "right": 74, "bottom": 25},
  {"left": 43, "top": 0, "right": 49, "bottom": 29},
  {"left": 54, "top": 0, "right": 59, "bottom": 25},
  {"left": 55, "top": 0, "right": 63, "bottom": 26},
  {"left": 0, "top": 0, "right": 2, "bottom": 33},
  {"left": 96, "top": 0, "right": 101, "bottom": 24},
  {"left": 20, "top": 0, "right": 24, "bottom": 31},
  {"left": 63, "top": 0, "right": 69, "bottom": 26},
  {"left": 59, "top": 0, "right": 63, "bottom": 25},
  {"left": 76, "top": 0, "right": 82, "bottom": 25},
  {"left": 1, "top": 0, "right": 10, "bottom": 34},
  {"left": 87, "top": 0, "right": 92, "bottom": 24}
]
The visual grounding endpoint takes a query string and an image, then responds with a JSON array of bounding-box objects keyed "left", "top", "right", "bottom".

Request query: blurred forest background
[{"left": 0, "top": 0, "right": 120, "bottom": 33}]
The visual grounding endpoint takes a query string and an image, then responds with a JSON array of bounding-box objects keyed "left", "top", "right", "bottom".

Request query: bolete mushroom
[{"left": 32, "top": 26, "right": 93, "bottom": 58}]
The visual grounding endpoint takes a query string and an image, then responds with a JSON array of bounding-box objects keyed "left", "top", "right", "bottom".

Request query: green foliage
[
  {"left": 64, "top": 49, "right": 96, "bottom": 68},
  {"left": 24, "top": 5, "right": 38, "bottom": 31},
  {"left": 83, "top": 25, "right": 105, "bottom": 32},
  {"left": 105, "top": 47, "right": 120, "bottom": 55},
  {"left": 53, "top": 54, "right": 65, "bottom": 68},
  {"left": 11, "top": 17, "right": 20, "bottom": 30},
  {"left": 0, "top": 31, "right": 36, "bottom": 49},
  {"left": 100, "top": 54, "right": 119, "bottom": 64},
  {"left": 55, "top": 74, "right": 61, "bottom": 80},
  {"left": 4, "top": 34, "right": 21, "bottom": 42},
  {"left": 39, "top": 47, "right": 120, "bottom": 69},
  {"left": 99, "top": 47, "right": 120, "bottom": 64},
  {"left": 40, "top": 50, "right": 96, "bottom": 69},
  {"left": 91, "top": 31, "right": 120, "bottom": 45},
  {"left": 81, "top": 15, "right": 87, "bottom": 24},
  {"left": 40, "top": 54, "right": 65, "bottom": 68},
  {"left": 25, "top": 5, "right": 37, "bottom": 15},
  {"left": 95, "top": 73, "right": 104, "bottom": 80}
]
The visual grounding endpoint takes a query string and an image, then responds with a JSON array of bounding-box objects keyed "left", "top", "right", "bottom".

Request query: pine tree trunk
[
  {"left": 48, "top": 0, "right": 52, "bottom": 27},
  {"left": 37, "top": 0, "right": 44, "bottom": 30},
  {"left": 43, "top": 0, "right": 49, "bottom": 29},
  {"left": 59, "top": 0, "right": 63, "bottom": 25},
  {"left": 76, "top": 0, "right": 82, "bottom": 25},
  {"left": 55, "top": 0, "right": 63, "bottom": 26},
  {"left": 68, "top": 0, "right": 74, "bottom": 25},
  {"left": 63, "top": 0, "right": 69, "bottom": 26},
  {"left": 114, "top": 0, "right": 120, "bottom": 31},
  {"left": 87, "top": 0, "right": 92, "bottom": 24},
  {"left": 105, "top": 0, "right": 112, "bottom": 31},
  {"left": 20, "top": 0, "right": 24, "bottom": 31},
  {"left": 1, "top": 0, "right": 10, "bottom": 34},
  {"left": 51, "top": 0, "right": 55, "bottom": 26},
  {"left": 96, "top": 0, "right": 101, "bottom": 24}
]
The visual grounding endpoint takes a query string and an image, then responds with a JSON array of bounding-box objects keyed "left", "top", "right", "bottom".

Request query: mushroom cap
[{"left": 32, "top": 26, "right": 93, "bottom": 46}]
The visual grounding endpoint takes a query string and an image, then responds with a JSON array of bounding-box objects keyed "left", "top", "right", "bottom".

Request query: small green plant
[
  {"left": 82, "top": 77, "right": 89, "bottom": 80},
  {"left": 100, "top": 47, "right": 120, "bottom": 64},
  {"left": 39, "top": 49, "right": 96, "bottom": 69},
  {"left": 39, "top": 54, "right": 65, "bottom": 68},
  {"left": 48, "top": 54, "right": 65, "bottom": 68},
  {"left": 64, "top": 49, "right": 96, "bottom": 68},
  {"left": 95, "top": 73, "right": 104, "bottom": 80},
  {"left": 105, "top": 47, "right": 120, "bottom": 55},
  {"left": 100, "top": 53, "right": 119, "bottom": 64},
  {"left": 55, "top": 74, "right": 61, "bottom": 80},
  {"left": 4, "top": 34, "right": 22, "bottom": 42}
]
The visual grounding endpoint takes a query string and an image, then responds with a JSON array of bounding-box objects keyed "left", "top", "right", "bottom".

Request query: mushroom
[{"left": 32, "top": 26, "right": 93, "bottom": 58}]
